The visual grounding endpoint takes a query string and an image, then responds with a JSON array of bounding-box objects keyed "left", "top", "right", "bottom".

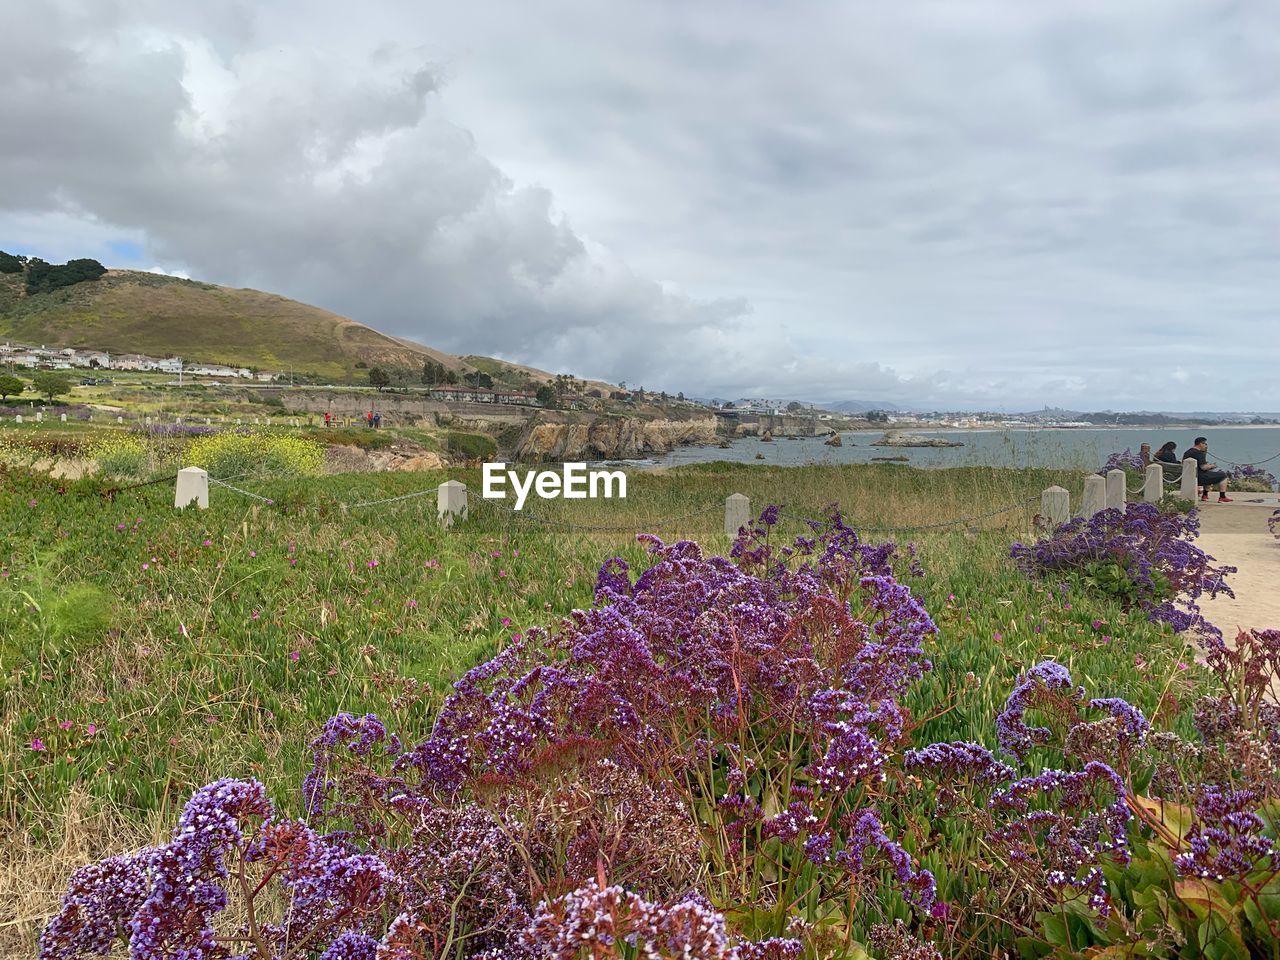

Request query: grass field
[{"left": 0, "top": 455, "right": 1214, "bottom": 954}]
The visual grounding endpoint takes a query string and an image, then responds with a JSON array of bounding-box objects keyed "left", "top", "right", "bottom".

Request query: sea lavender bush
[
  {"left": 1227, "top": 463, "right": 1278, "bottom": 491},
  {"left": 1010, "top": 501, "right": 1234, "bottom": 637},
  {"left": 45, "top": 508, "right": 937, "bottom": 958},
  {"left": 1100, "top": 449, "right": 1145, "bottom": 474}
]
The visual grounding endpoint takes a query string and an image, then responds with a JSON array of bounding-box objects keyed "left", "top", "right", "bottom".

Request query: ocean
[{"left": 632, "top": 425, "right": 1280, "bottom": 478}]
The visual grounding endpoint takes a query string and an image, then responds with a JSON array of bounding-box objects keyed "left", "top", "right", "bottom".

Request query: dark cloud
[{"left": 1, "top": 0, "right": 1277, "bottom": 409}]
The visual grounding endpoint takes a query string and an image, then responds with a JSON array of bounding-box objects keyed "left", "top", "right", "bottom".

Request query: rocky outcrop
[
  {"left": 824, "top": 433, "right": 843, "bottom": 447},
  {"left": 871, "top": 430, "right": 963, "bottom": 448},
  {"left": 325, "top": 444, "right": 447, "bottom": 474},
  {"left": 512, "top": 416, "right": 718, "bottom": 461}
]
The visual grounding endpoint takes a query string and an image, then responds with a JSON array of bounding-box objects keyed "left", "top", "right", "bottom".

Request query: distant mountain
[
  {"left": 0, "top": 264, "right": 603, "bottom": 388},
  {"left": 824, "top": 399, "right": 901, "bottom": 414}
]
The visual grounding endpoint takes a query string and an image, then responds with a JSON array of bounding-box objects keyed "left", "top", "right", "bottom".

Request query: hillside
[{"left": 0, "top": 268, "right": 575, "bottom": 387}]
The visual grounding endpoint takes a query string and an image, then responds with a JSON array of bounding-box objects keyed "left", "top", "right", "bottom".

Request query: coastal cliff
[{"left": 513, "top": 416, "right": 718, "bottom": 461}]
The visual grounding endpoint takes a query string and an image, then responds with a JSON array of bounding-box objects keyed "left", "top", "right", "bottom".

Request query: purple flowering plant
[
  {"left": 1010, "top": 501, "right": 1235, "bottom": 638},
  {"left": 1100, "top": 449, "right": 1146, "bottom": 474}
]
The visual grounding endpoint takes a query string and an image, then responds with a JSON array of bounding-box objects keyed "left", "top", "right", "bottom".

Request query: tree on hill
[
  {"left": 787, "top": 401, "right": 805, "bottom": 412},
  {"left": 535, "top": 384, "right": 556, "bottom": 407},
  {"left": 367, "top": 367, "right": 390, "bottom": 391},
  {"left": 0, "top": 374, "right": 25, "bottom": 400},
  {"left": 421, "top": 360, "right": 447, "bottom": 385},
  {"left": 866, "top": 409, "right": 891, "bottom": 423},
  {"left": 24, "top": 257, "right": 107, "bottom": 295},
  {"left": 0, "top": 250, "right": 25, "bottom": 274},
  {"left": 31, "top": 370, "right": 73, "bottom": 403},
  {"left": 463, "top": 371, "right": 493, "bottom": 389}
]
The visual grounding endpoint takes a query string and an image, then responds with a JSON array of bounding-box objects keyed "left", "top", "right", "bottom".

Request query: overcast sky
[{"left": 2, "top": 1, "right": 1277, "bottom": 410}]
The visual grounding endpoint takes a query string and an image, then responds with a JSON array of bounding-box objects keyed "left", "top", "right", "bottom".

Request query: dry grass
[{"left": 0, "top": 792, "right": 159, "bottom": 958}]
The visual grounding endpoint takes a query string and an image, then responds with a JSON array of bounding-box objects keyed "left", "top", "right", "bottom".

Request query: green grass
[{"left": 0, "top": 461, "right": 1207, "bottom": 838}]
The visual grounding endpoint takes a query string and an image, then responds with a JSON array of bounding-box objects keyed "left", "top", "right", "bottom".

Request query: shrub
[
  {"left": 1228, "top": 464, "right": 1277, "bottom": 491},
  {"left": 92, "top": 435, "right": 147, "bottom": 478},
  {"left": 183, "top": 431, "right": 324, "bottom": 479},
  {"left": 1099, "top": 449, "right": 1144, "bottom": 474},
  {"left": 1010, "top": 501, "right": 1234, "bottom": 636},
  {"left": 40, "top": 510, "right": 937, "bottom": 958},
  {"left": 445, "top": 430, "right": 497, "bottom": 460}
]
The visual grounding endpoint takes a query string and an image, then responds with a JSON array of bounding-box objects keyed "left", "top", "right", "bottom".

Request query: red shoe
[
  {"left": 1218, "top": 495, "right": 1233, "bottom": 502},
  {"left": 1200, "top": 493, "right": 1209, "bottom": 501}
]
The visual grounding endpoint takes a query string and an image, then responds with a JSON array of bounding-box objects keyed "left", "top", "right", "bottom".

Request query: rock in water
[
  {"left": 871, "top": 430, "right": 962, "bottom": 448},
  {"left": 824, "top": 433, "right": 843, "bottom": 447}
]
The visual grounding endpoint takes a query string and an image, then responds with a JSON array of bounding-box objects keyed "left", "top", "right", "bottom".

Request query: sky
[{"left": 1, "top": 1, "right": 1277, "bottom": 411}]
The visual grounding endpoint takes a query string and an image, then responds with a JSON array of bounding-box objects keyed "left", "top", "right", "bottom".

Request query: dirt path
[{"left": 1195, "top": 496, "right": 1280, "bottom": 636}]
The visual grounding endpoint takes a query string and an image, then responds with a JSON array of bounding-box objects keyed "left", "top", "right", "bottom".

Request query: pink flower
[
  {"left": 86, "top": 724, "right": 97, "bottom": 736},
  {"left": 497, "top": 569, "right": 508, "bottom": 579},
  {"left": 1177, "top": 661, "right": 1188, "bottom": 671},
  {"left": 501, "top": 617, "right": 512, "bottom": 627},
  {"left": 249, "top": 550, "right": 257, "bottom": 558},
  {"left": 250, "top": 610, "right": 260, "bottom": 621},
  {"left": 492, "top": 550, "right": 502, "bottom": 558},
  {"left": 993, "top": 631, "right": 1003, "bottom": 642},
  {"left": 141, "top": 562, "right": 150, "bottom": 571},
  {"left": 407, "top": 599, "right": 418, "bottom": 609},
  {"left": 289, "top": 650, "right": 300, "bottom": 661},
  {"left": 28, "top": 499, "right": 38, "bottom": 507},
  {"left": 202, "top": 538, "right": 212, "bottom": 546},
  {"left": 367, "top": 559, "right": 379, "bottom": 569},
  {"left": 30, "top": 738, "right": 46, "bottom": 752},
  {"left": 59, "top": 720, "right": 73, "bottom": 730},
  {"left": 512, "top": 550, "right": 520, "bottom": 558},
  {"left": 116, "top": 523, "right": 126, "bottom": 531},
  {"left": 424, "top": 559, "right": 440, "bottom": 569}
]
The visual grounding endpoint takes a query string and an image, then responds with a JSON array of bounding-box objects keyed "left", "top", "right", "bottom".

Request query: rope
[
  {"left": 208, "top": 476, "right": 275, "bottom": 505},
  {"left": 345, "top": 487, "right": 438, "bottom": 509},
  {"left": 1217, "top": 450, "right": 1280, "bottom": 468}
]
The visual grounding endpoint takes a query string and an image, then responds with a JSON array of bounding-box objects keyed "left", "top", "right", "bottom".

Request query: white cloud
[{"left": 1, "top": 0, "right": 1277, "bottom": 410}]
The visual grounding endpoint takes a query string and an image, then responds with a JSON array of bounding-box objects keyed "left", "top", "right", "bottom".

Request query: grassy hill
[{"left": 0, "top": 268, "right": 561, "bottom": 386}]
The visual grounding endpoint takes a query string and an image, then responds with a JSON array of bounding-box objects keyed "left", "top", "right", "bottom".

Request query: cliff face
[{"left": 513, "top": 416, "right": 718, "bottom": 461}]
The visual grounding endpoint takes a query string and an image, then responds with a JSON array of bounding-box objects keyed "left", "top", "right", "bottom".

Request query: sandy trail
[{"left": 1194, "top": 496, "right": 1280, "bottom": 636}]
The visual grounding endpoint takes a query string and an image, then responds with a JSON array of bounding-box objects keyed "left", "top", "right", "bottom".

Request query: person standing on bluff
[{"left": 1182, "top": 436, "right": 1232, "bottom": 502}]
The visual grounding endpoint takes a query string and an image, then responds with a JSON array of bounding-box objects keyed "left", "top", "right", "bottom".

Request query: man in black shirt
[{"left": 1182, "top": 436, "right": 1232, "bottom": 502}]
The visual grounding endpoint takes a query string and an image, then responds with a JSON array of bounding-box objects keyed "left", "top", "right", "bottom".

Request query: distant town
[{"left": 3, "top": 340, "right": 1275, "bottom": 425}]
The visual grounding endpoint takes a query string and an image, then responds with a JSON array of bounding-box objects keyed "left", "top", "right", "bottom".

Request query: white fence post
[
  {"left": 1179, "top": 458, "right": 1198, "bottom": 501},
  {"left": 175, "top": 467, "right": 209, "bottom": 510},
  {"left": 1143, "top": 463, "right": 1164, "bottom": 502},
  {"left": 15, "top": 414, "right": 22, "bottom": 424},
  {"left": 1081, "top": 475, "right": 1106, "bottom": 517},
  {"left": 60, "top": 413, "right": 67, "bottom": 422},
  {"left": 35, "top": 412, "right": 42, "bottom": 422},
  {"left": 437, "top": 480, "right": 467, "bottom": 526},
  {"left": 117, "top": 415, "right": 123, "bottom": 423},
  {"left": 725, "top": 493, "right": 751, "bottom": 537},
  {"left": 1105, "top": 469, "right": 1126, "bottom": 510},
  {"left": 1042, "top": 486, "right": 1069, "bottom": 528}
]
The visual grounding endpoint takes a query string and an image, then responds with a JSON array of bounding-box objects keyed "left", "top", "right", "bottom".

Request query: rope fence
[{"left": 91, "top": 454, "right": 1277, "bottom": 539}]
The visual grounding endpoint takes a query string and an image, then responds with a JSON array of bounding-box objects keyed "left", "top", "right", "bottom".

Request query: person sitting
[
  {"left": 1181, "top": 436, "right": 1232, "bottom": 502},
  {"left": 1153, "top": 441, "right": 1182, "bottom": 480}
]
